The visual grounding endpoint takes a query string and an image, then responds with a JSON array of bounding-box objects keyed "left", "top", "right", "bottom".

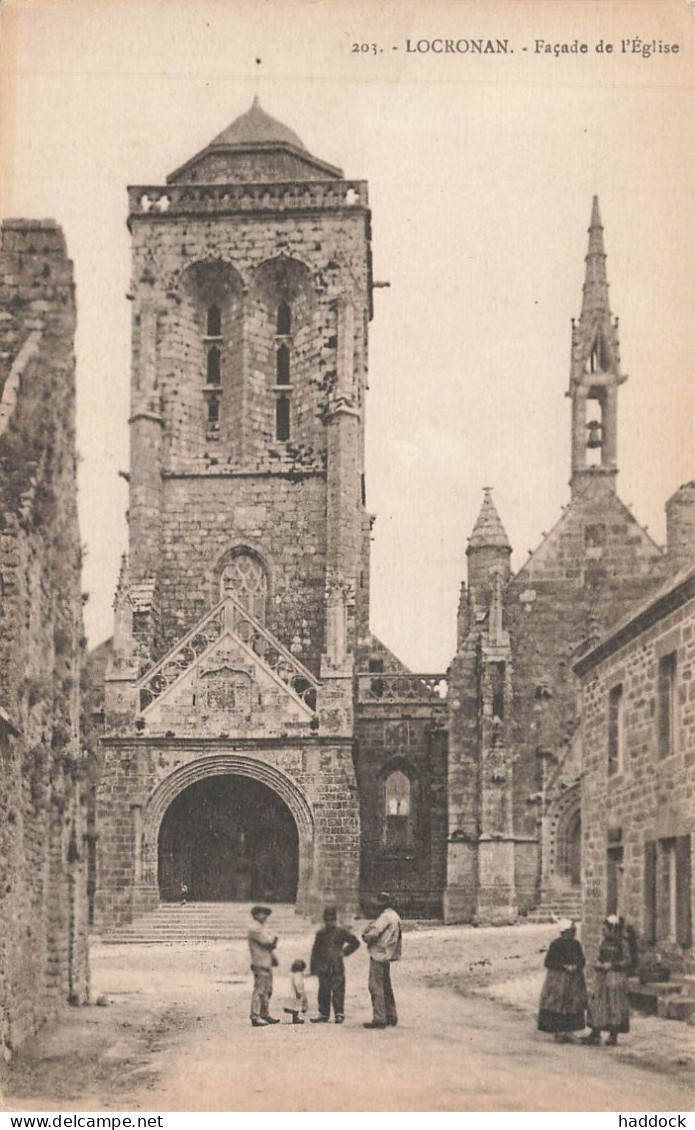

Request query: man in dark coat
[{"left": 309, "top": 906, "right": 360, "bottom": 1024}]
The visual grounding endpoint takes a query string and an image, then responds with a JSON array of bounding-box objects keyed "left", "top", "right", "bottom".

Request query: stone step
[{"left": 97, "top": 901, "right": 315, "bottom": 945}]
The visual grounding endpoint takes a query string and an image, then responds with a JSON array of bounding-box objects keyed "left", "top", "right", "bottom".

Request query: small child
[{"left": 284, "top": 959, "right": 309, "bottom": 1024}]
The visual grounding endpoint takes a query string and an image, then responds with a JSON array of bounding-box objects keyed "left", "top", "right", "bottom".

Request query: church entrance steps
[
  {"left": 96, "top": 902, "right": 314, "bottom": 945},
  {"left": 525, "top": 892, "right": 582, "bottom": 923}
]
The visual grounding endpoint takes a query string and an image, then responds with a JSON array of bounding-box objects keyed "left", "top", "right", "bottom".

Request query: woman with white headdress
[
  {"left": 583, "top": 914, "right": 631, "bottom": 1046},
  {"left": 537, "top": 919, "right": 587, "bottom": 1043}
]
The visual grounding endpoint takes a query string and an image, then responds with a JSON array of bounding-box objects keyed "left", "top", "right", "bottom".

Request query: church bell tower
[
  {"left": 569, "top": 196, "right": 626, "bottom": 497},
  {"left": 97, "top": 99, "right": 370, "bottom": 924}
]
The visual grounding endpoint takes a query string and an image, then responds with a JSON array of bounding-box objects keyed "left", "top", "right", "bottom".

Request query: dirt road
[{"left": 3, "top": 925, "right": 692, "bottom": 1112}]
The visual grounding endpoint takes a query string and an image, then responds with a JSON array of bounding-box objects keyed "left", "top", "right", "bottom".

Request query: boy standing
[{"left": 309, "top": 906, "right": 360, "bottom": 1024}]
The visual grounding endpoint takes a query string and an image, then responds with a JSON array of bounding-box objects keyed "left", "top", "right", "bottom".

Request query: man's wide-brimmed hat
[{"left": 251, "top": 905, "right": 272, "bottom": 918}]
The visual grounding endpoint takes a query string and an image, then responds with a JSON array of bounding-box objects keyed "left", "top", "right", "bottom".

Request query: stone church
[{"left": 93, "top": 99, "right": 687, "bottom": 928}]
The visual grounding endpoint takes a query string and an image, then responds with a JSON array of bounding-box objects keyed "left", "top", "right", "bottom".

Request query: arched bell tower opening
[{"left": 158, "top": 774, "right": 299, "bottom": 902}]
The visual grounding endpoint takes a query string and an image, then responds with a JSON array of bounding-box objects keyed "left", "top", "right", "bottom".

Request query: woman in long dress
[
  {"left": 538, "top": 919, "right": 587, "bottom": 1042},
  {"left": 584, "top": 914, "right": 630, "bottom": 1046}
]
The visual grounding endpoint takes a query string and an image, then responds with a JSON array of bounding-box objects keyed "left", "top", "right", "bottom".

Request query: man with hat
[
  {"left": 361, "top": 892, "right": 402, "bottom": 1029},
  {"left": 247, "top": 905, "right": 281, "bottom": 1027},
  {"left": 309, "top": 906, "right": 360, "bottom": 1024}
]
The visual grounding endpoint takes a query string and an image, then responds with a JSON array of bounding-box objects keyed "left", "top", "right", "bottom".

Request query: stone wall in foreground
[{"left": 0, "top": 220, "right": 89, "bottom": 1061}]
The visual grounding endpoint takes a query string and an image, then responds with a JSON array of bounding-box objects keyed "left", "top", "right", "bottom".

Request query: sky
[{"left": 1, "top": 0, "right": 693, "bottom": 671}]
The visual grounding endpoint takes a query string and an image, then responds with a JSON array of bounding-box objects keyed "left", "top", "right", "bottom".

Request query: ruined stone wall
[
  {"left": 579, "top": 582, "right": 695, "bottom": 973},
  {"left": 0, "top": 221, "right": 89, "bottom": 1060},
  {"left": 355, "top": 706, "right": 448, "bottom": 917}
]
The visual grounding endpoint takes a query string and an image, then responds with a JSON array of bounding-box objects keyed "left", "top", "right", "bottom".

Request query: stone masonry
[
  {"left": 95, "top": 100, "right": 370, "bottom": 925},
  {"left": 575, "top": 564, "right": 695, "bottom": 974},
  {"left": 91, "top": 106, "right": 690, "bottom": 934},
  {"left": 0, "top": 220, "right": 89, "bottom": 1060}
]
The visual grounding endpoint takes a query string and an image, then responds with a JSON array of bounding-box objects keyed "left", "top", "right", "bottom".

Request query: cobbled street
[{"left": 2, "top": 924, "right": 692, "bottom": 1113}]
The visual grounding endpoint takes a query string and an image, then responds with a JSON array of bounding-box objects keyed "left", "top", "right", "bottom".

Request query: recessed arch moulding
[{"left": 94, "top": 742, "right": 361, "bottom": 926}]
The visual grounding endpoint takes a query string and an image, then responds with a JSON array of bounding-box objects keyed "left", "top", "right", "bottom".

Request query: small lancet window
[
  {"left": 207, "top": 305, "right": 222, "bottom": 337},
  {"left": 207, "top": 347, "right": 221, "bottom": 385},
  {"left": 277, "top": 301, "right": 292, "bottom": 336},
  {"left": 276, "top": 394, "right": 290, "bottom": 442},
  {"left": 276, "top": 343, "right": 291, "bottom": 385},
  {"left": 207, "top": 397, "right": 220, "bottom": 436}
]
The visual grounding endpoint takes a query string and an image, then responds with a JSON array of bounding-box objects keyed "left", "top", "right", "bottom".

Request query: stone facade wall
[
  {"left": 578, "top": 580, "right": 695, "bottom": 972},
  {"left": 95, "top": 738, "right": 360, "bottom": 926},
  {"left": 157, "top": 474, "right": 328, "bottom": 671},
  {"left": 355, "top": 706, "right": 448, "bottom": 917},
  {"left": 0, "top": 220, "right": 89, "bottom": 1060}
]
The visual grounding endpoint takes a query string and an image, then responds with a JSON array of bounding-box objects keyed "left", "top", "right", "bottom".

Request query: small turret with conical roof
[{"left": 466, "top": 488, "right": 512, "bottom": 615}]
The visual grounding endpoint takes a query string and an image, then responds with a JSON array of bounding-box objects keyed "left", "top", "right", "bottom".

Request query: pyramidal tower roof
[
  {"left": 167, "top": 96, "right": 343, "bottom": 185},
  {"left": 209, "top": 95, "right": 308, "bottom": 151},
  {"left": 467, "top": 488, "right": 512, "bottom": 553}
]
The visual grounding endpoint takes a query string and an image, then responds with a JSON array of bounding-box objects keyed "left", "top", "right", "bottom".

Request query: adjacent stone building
[
  {"left": 575, "top": 555, "right": 695, "bottom": 972},
  {"left": 92, "top": 101, "right": 687, "bottom": 929},
  {"left": 0, "top": 220, "right": 89, "bottom": 1059}
]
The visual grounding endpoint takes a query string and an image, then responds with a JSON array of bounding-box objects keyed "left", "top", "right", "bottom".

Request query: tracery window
[
  {"left": 220, "top": 553, "right": 268, "bottom": 624},
  {"left": 383, "top": 769, "right": 413, "bottom": 853}
]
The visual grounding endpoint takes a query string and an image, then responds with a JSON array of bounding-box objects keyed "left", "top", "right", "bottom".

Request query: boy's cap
[
  {"left": 251, "top": 905, "right": 272, "bottom": 918},
  {"left": 323, "top": 906, "right": 338, "bottom": 921}
]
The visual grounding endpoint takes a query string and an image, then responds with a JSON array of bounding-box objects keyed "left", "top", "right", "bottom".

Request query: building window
[
  {"left": 657, "top": 651, "right": 677, "bottom": 759},
  {"left": 273, "top": 302, "right": 293, "bottom": 436},
  {"left": 207, "top": 304, "right": 222, "bottom": 337},
  {"left": 647, "top": 836, "right": 692, "bottom": 948},
  {"left": 277, "top": 301, "right": 292, "bottom": 335},
  {"left": 206, "top": 346, "right": 221, "bottom": 385},
  {"left": 220, "top": 553, "right": 268, "bottom": 623},
  {"left": 276, "top": 343, "right": 291, "bottom": 386},
  {"left": 383, "top": 769, "right": 412, "bottom": 852},
  {"left": 206, "top": 396, "right": 220, "bottom": 439},
  {"left": 606, "top": 834, "right": 624, "bottom": 917},
  {"left": 276, "top": 394, "right": 290, "bottom": 442},
  {"left": 608, "top": 683, "right": 624, "bottom": 777}
]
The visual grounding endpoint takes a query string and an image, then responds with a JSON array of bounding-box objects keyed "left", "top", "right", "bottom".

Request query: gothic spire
[
  {"left": 581, "top": 195, "right": 610, "bottom": 321},
  {"left": 569, "top": 198, "right": 626, "bottom": 496},
  {"left": 571, "top": 195, "right": 621, "bottom": 385}
]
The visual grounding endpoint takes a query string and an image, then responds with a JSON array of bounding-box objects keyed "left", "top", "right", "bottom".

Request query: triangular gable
[
  {"left": 514, "top": 488, "right": 663, "bottom": 587},
  {"left": 136, "top": 597, "right": 320, "bottom": 737}
]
